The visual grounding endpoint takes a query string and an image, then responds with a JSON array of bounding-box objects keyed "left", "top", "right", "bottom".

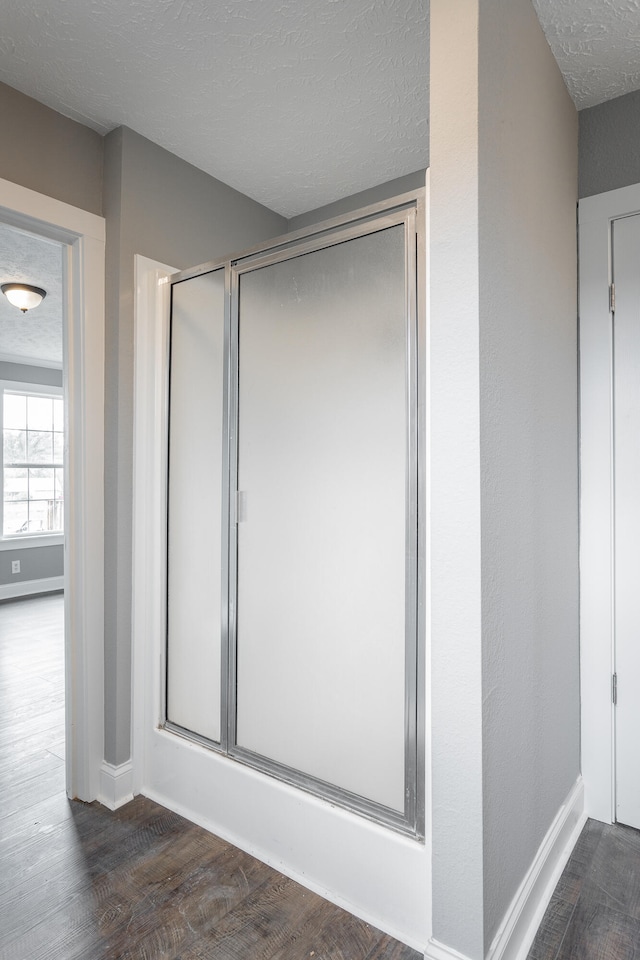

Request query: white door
[{"left": 613, "top": 212, "right": 640, "bottom": 829}]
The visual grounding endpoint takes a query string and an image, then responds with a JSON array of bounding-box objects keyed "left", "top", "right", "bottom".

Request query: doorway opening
[
  {"left": 0, "top": 177, "right": 105, "bottom": 803},
  {"left": 0, "top": 221, "right": 66, "bottom": 800}
]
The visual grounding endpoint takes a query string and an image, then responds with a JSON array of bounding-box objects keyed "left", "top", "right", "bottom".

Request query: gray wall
[
  {"left": 478, "top": 0, "right": 579, "bottom": 950},
  {"left": 0, "top": 545, "right": 63, "bottom": 585},
  {"left": 430, "top": 0, "right": 579, "bottom": 956},
  {"left": 0, "top": 361, "right": 62, "bottom": 388},
  {"left": 0, "top": 362, "right": 64, "bottom": 587},
  {"left": 287, "top": 170, "right": 427, "bottom": 232},
  {"left": 579, "top": 90, "right": 640, "bottom": 199},
  {"left": 103, "top": 126, "right": 286, "bottom": 765},
  {"left": 0, "top": 87, "right": 287, "bottom": 767},
  {"left": 0, "top": 82, "right": 103, "bottom": 216}
]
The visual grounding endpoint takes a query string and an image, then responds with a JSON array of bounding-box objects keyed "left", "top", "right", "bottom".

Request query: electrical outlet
[{"left": 11, "top": 560, "right": 20, "bottom": 574}]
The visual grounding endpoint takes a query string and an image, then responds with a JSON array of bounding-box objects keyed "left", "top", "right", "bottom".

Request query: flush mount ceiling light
[{"left": 1, "top": 282, "right": 47, "bottom": 313}]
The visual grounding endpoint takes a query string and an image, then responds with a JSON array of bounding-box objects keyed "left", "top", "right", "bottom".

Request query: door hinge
[
  {"left": 612, "top": 672, "right": 618, "bottom": 705},
  {"left": 609, "top": 283, "right": 616, "bottom": 313}
]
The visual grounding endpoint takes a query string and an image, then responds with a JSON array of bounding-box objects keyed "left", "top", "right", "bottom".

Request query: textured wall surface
[
  {"left": 479, "top": 0, "right": 579, "bottom": 951},
  {"left": 0, "top": 0, "right": 428, "bottom": 218},
  {"left": 430, "top": 1, "right": 579, "bottom": 957},
  {"left": 287, "top": 170, "right": 427, "bottom": 231},
  {"left": 532, "top": 0, "right": 640, "bottom": 108},
  {"left": 579, "top": 89, "right": 640, "bottom": 199},
  {"left": 102, "top": 126, "right": 286, "bottom": 766},
  {"left": 0, "top": 82, "right": 103, "bottom": 215}
]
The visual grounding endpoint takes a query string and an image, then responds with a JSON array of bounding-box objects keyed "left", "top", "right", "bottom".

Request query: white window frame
[{"left": 0, "top": 378, "right": 64, "bottom": 549}]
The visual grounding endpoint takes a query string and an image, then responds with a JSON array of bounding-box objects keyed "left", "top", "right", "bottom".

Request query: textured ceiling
[
  {"left": 0, "top": 1, "right": 636, "bottom": 222},
  {"left": 0, "top": 3, "right": 634, "bottom": 370},
  {"left": 0, "top": 224, "right": 63, "bottom": 368},
  {"left": 0, "top": 0, "right": 429, "bottom": 218},
  {"left": 532, "top": 0, "right": 640, "bottom": 109}
]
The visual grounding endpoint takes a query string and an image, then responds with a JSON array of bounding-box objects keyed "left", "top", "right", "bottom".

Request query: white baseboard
[
  {"left": 0, "top": 575, "right": 64, "bottom": 601},
  {"left": 425, "top": 777, "right": 585, "bottom": 960},
  {"left": 98, "top": 760, "right": 134, "bottom": 811},
  {"left": 425, "top": 938, "right": 473, "bottom": 960},
  {"left": 486, "top": 776, "right": 585, "bottom": 960}
]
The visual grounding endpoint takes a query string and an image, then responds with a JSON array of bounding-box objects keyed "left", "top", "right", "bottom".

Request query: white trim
[
  {"left": 0, "top": 179, "right": 105, "bottom": 242},
  {"left": 485, "top": 778, "right": 585, "bottom": 960},
  {"left": 0, "top": 379, "right": 62, "bottom": 394},
  {"left": 424, "top": 779, "right": 584, "bottom": 960},
  {"left": 63, "top": 215, "right": 105, "bottom": 803},
  {"left": 0, "top": 535, "right": 63, "bottom": 551},
  {"left": 578, "top": 181, "right": 640, "bottom": 824},
  {"left": 0, "top": 574, "right": 63, "bottom": 601},
  {"left": 131, "top": 255, "right": 176, "bottom": 798},
  {"left": 424, "top": 939, "right": 472, "bottom": 960},
  {"left": 579, "top": 183, "right": 640, "bottom": 225},
  {"left": 0, "top": 352, "right": 63, "bottom": 370},
  {"left": 0, "top": 176, "right": 105, "bottom": 804},
  {"left": 98, "top": 760, "right": 134, "bottom": 810}
]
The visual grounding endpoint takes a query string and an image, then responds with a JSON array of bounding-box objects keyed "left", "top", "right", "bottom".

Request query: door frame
[
  {"left": 0, "top": 177, "right": 105, "bottom": 802},
  {"left": 131, "top": 254, "right": 176, "bottom": 797},
  {"left": 579, "top": 181, "right": 640, "bottom": 823}
]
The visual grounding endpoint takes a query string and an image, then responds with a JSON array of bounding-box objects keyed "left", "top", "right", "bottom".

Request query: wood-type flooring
[
  {"left": 528, "top": 817, "right": 640, "bottom": 960},
  {"left": 0, "top": 593, "right": 421, "bottom": 960}
]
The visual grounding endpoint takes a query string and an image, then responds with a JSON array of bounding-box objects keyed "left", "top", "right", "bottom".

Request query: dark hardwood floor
[
  {"left": 528, "top": 817, "right": 640, "bottom": 960},
  {"left": 0, "top": 594, "right": 420, "bottom": 960},
  {"left": 11, "top": 593, "right": 639, "bottom": 960}
]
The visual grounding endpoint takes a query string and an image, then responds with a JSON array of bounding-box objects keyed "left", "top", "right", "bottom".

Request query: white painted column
[{"left": 429, "top": 3, "right": 485, "bottom": 958}]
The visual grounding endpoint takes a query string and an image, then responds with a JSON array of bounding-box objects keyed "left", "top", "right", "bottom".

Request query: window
[{"left": 1, "top": 384, "right": 64, "bottom": 538}]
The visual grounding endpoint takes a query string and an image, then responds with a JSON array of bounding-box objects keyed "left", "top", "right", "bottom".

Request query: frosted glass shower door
[
  {"left": 234, "top": 223, "right": 412, "bottom": 813},
  {"left": 166, "top": 269, "right": 226, "bottom": 743}
]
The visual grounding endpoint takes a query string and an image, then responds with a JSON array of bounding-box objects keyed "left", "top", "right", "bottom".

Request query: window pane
[
  {"left": 27, "top": 395, "right": 53, "bottom": 431},
  {"left": 27, "top": 501, "right": 48, "bottom": 532},
  {"left": 49, "top": 500, "right": 63, "bottom": 531},
  {"left": 4, "top": 467, "right": 28, "bottom": 501},
  {"left": 4, "top": 393, "right": 26, "bottom": 430},
  {"left": 53, "top": 399, "right": 63, "bottom": 432},
  {"left": 3, "top": 500, "right": 28, "bottom": 535},
  {"left": 27, "top": 431, "right": 53, "bottom": 463},
  {"left": 29, "top": 468, "right": 55, "bottom": 501},
  {"left": 3, "top": 429, "right": 26, "bottom": 464},
  {"left": 28, "top": 499, "right": 62, "bottom": 532},
  {"left": 2, "top": 391, "right": 64, "bottom": 538}
]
